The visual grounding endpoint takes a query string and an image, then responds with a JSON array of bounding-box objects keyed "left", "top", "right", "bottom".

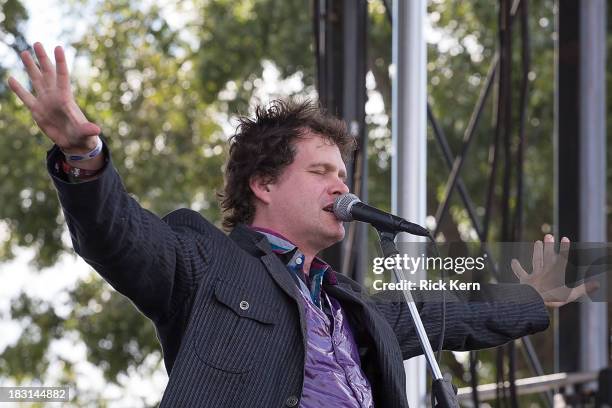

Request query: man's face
[{"left": 264, "top": 133, "right": 350, "bottom": 252}]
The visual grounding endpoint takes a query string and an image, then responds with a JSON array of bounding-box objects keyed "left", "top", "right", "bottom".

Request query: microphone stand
[{"left": 376, "top": 229, "right": 459, "bottom": 408}]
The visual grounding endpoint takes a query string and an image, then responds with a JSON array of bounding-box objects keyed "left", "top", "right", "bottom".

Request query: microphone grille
[{"left": 333, "top": 193, "right": 360, "bottom": 222}]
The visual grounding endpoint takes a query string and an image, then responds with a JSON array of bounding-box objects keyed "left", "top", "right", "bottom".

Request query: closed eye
[{"left": 307, "top": 163, "right": 347, "bottom": 180}]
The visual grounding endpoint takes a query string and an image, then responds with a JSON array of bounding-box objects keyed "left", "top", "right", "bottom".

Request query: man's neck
[{"left": 301, "top": 256, "right": 314, "bottom": 277}]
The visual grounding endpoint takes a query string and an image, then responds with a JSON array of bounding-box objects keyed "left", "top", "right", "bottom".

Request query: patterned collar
[{"left": 251, "top": 226, "right": 337, "bottom": 307}]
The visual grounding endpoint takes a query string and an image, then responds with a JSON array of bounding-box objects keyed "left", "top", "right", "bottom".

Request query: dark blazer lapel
[
  {"left": 229, "top": 224, "right": 307, "bottom": 335},
  {"left": 259, "top": 253, "right": 302, "bottom": 303},
  {"left": 260, "top": 253, "right": 308, "bottom": 336}
]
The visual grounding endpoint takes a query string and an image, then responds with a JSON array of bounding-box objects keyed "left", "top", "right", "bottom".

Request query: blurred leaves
[
  {"left": 1, "top": 277, "right": 161, "bottom": 387},
  {"left": 195, "top": 0, "right": 314, "bottom": 112},
  {"left": 1, "top": 293, "right": 63, "bottom": 382},
  {"left": 0, "top": 0, "right": 28, "bottom": 43}
]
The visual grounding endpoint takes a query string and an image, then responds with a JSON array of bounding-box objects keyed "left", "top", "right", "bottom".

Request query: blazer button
[
  {"left": 239, "top": 300, "right": 250, "bottom": 310},
  {"left": 285, "top": 395, "right": 299, "bottom": 407}
]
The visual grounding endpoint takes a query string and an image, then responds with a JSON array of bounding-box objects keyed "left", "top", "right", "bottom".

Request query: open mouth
[{"left": 323, "top": 204, "right": 334, "bottom": 213}]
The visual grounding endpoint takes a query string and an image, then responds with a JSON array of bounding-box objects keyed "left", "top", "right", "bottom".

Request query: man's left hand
[{"left": 511, "top": 234, "right": 599, "bottom": 308}]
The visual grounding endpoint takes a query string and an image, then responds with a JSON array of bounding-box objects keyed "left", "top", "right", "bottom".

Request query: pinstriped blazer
[{"left": 48, "top": 145, "right": 549, "bottom": 408}]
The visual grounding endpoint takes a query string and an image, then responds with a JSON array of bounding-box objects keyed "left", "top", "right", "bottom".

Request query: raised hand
[
  {"left": 7, "top": 42, "right": 101, "bottom": 155},
  {"left": 511, "top": 234, "right": 599, "bottom": 308}
]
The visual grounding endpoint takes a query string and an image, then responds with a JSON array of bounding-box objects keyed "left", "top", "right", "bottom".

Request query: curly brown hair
[{"left": 219, "top": 99, "right": 356, "bottom": 230}]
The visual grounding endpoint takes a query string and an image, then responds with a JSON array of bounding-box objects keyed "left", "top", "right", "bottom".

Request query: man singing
[{"left": 8, "top": 43, "right": 592, "bottom": 408}]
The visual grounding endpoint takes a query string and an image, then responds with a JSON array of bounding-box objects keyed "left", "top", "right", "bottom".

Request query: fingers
[
  {"left": 511, "top": 259, "right": 529, "bottom": 281},
  {"left": 54, "top": 46, "right": 70, "bottom": 90},
  {"left": 19, "top": 43, "right": 64, "bottom": 92},
  {"left": 585, "top": 279, "right": 600, "bottom": 294},
  {"left": 543, "top": 234, "right": 555, "bottom": 265},
  {"left": 564, "top": 283, "right": 592, "bottom": 303},
  {"left": 19, "top": 49, "right": 44, "bottom": 91},
  {"left": 557, "top": 236, "right": 570, "bottom": 269},
  {"left": 549, "top": 280, "right": 599, "bottom": 306},
  {"left": 532, "top": 240, "right": 543, "bottom": 274},
  {"left": 559, "top": 236, "right": 570, "bottom": 256},
  {"left": 7, "top": 76, "right": 37, "bottom": 109},
  {"left": 33, "top": 42, "right": 55, "bottom": 77}
]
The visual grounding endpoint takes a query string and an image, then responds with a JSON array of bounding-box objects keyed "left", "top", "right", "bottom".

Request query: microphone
[{"left": 333, "top": 193, "right": 431, "bottom": 237}]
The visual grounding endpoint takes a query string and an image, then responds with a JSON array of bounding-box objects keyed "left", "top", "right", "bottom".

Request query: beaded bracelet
[{"left": 61, "top": 137, "right": 103, "bottom": 162}]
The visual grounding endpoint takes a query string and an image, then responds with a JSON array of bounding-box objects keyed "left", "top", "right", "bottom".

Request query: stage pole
[{"left": 392, "top": 0, "right": 428, "bottom": 406}]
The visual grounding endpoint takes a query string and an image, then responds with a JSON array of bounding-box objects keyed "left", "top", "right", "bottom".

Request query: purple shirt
[{"left": 253, "top": 227, "right": 374, "bottom": 408}]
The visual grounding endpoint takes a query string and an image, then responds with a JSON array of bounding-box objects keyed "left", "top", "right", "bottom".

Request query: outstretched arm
[
  {"left": 373, "top": 283, "right": 549, "bottom": 359},
  {"left": 8, "top": 43, "right": 205, "bottom": 325}
]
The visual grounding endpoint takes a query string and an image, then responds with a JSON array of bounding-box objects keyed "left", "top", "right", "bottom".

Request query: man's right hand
[{"left": 7, "top": 42, "right": 101, "bottom": 157}]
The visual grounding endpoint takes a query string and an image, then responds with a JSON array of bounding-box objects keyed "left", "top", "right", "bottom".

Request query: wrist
[
  {"left": 61, "top": 157, "right": 105, "bottom": 180},
  {"left": 60, "top": 136, "right": 102, "bottom": 161},
  {"left": 66, "top": 152, "right": 105, "bottom": 171}
]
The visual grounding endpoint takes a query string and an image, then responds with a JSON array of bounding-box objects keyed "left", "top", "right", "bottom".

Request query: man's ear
[{"left": 249, "top": 175, "right": 272, "bottom": 204}]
